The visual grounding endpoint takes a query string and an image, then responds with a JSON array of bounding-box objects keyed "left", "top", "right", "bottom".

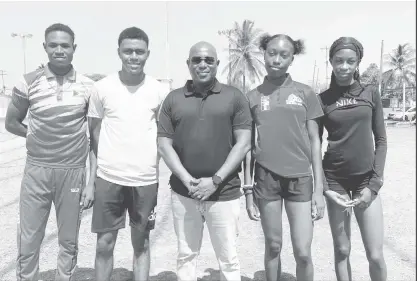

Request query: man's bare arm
[
  {"left": 216, "top": 129, "right": 252, "bottom": 181},
  {"left": 243, "top": 122, "right": 256, "bottom": 185},
  {"left": 157, "top": 137, "right": 195, "bottom": 190},
  {"left": 5, "top": 102, "right": 28, "bottom": 138},
  {"left": 307, "top": 119, "right": 324, "bottom": 193},
  {"left": 87, "top": 117, "right": 101, "bottom": 187}
]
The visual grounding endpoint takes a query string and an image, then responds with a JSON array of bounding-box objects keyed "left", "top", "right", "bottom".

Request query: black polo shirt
[{"left": 157, "top": 79, "right": 252, "bottom": 201}]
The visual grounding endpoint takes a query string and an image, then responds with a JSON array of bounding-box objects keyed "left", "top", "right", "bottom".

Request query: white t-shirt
[{"left": 88, "top": 73, "right": 168, "bottom": 186}]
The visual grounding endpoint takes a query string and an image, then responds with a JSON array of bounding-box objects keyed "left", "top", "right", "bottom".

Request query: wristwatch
[{"left": 212, "top": 175, "right": 223, "bottom": 188}]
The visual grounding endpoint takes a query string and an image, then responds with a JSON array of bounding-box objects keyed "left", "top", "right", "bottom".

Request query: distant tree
[
  {"left": 85, "top": 73, "right": 106, "bottom": 82},
  {"left": 219, "top": 20, "right": 266, "bottom": 94},
  {"left": 360, "top": 63, "right": 380, "bottom": 86},
  {"left": 383, "top": 43, "right": 416, "bottom": 118}
]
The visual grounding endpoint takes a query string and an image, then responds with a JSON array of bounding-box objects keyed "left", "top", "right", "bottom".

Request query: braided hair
[
  {"left": 329, "top": 37, "right": 364, "bottom": 88},
  {"left": 259, "top": 34, "right": 305, "bottom": 55}
]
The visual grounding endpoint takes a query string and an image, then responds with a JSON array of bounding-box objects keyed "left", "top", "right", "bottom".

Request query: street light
[{"left": 11, "top": 32, "right": 33, "bottom": 74}]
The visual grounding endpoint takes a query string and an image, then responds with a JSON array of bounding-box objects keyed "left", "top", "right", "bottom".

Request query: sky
[{"left": 0, "top": 0, "right": 415, "bottom": 91}]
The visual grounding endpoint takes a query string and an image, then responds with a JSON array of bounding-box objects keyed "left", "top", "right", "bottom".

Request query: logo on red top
[{"left": 286, "top": 94, "right": 303, "bottom": 106}]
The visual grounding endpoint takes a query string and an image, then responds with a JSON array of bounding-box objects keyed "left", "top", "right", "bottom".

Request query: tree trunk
[
  {"left": 242, "top": 64, "right": 246, "bottom": 95},
  {"left": 243, "top": 75, "right": 246, "bottom": 95},
  {"left": 228, "top": 41, "right": 231, "bottom": 85}
]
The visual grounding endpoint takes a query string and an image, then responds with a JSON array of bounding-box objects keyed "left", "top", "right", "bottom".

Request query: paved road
[{"left": 0, "top": 125, "right": 415, "bottom": 280}]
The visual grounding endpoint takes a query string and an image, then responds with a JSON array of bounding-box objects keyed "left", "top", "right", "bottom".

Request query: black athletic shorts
[
  {"left": 254, "top": 163, "right": 313, "bottom": 202},
  {"left": 91, "top": 177, "right": 158, "bottom": 233},
  {"left": 325, "top": 171, "right": 372, "bottom": 199}
]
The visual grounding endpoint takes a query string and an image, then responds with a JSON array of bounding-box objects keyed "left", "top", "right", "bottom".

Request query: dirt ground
[{"left": 0, "top": 123, "right": 415, "bottom": 281}]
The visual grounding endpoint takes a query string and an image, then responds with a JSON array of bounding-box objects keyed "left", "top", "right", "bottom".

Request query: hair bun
[
  {"left": 259, "top": 34, "right": 272, "bottom": 51},
  {"left": 293, "top": 39, "right": 305, "bottom": 55}
]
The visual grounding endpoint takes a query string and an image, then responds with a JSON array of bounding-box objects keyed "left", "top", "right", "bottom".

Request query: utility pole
[
  {"left": 403, "top": 76, "right": 406, "bottom": 121},
  {"left": 312, "top": 60, "right": 317, "bottom": 89},
  {"left": 165, "top": 1, "right": 170, "bottom": 81},
  {"left": 218, "top": 29, "right": 234, "bottom": 85},
  {"left": 0, "top": 70, "right": 6, "bottom": 94},
  {"left": 315, "top": 68, "right": 320, "bottom": 93},
  {"left": 321, "top": 46, "right": 329, "bottom": 88},
  {"left": 379, "top": 40, "right": 384, "bottom": 95},
  {"left": 11, "top": 32, "right": 33, "bottom": 74}
]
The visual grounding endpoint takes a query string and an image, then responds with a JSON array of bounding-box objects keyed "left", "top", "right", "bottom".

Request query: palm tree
[
  {"left": 383, "top": 43, "right": 416, "bottom": 120},
  {"left": 219, "top": 20, "right": 266, "bottom": 94}
]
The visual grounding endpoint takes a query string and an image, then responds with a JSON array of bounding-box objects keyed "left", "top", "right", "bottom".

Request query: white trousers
[{"left": 171, "top": 191, "right": 241, "bottom": 281}]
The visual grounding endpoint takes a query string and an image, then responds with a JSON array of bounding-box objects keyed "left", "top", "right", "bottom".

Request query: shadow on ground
[{"left": 39, "top": 267, "right": 296, "bottom": 281}]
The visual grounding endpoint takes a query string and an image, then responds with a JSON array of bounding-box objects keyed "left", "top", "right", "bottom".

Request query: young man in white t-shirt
[{"left": 86, "top": 27, "right": 167, "bottom": 281}]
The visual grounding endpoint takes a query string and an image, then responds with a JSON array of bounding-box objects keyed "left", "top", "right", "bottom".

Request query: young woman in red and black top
[
  {"left": 244, "top": 34, "right": 326, "bottom": 281},
  {"left": 319, "top": 37, "right": 388, "bottom": 281}
]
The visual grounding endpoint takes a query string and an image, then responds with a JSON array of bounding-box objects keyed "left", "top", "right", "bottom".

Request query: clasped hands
[
  {"left": 325, "top": 187, "right": 377, "bottom": 210},
  {"left": 184, "top": 177, "right": 217, "bottom": 201}
]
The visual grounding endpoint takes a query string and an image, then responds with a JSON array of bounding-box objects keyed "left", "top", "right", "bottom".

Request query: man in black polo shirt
[{"left": 157, "top": 41, "right": 252, "bottom": 281}]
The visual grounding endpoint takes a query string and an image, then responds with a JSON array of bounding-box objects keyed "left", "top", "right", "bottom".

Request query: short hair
[
  {"left": 259, "top": 34, "right": 305, "bottom": 55},
  {"left": 118, "top": 27, "right": 149, "bottom": 47},
  {"left": 45, "top": 23, "right": 75, "bottom": 42}
]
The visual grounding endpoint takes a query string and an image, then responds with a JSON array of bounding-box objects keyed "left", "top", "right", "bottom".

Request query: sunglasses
[{"left": 190, "top": 56, "right": 216, "bottom": 65}]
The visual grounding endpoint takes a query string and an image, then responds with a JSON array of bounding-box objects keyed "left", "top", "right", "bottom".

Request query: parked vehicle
[
  {"left": 387, "top": 107, "right": 411, "bottom": 120},
  {"left": 387, "top": 108, "right": 403, "bottom": 120},
  {"left": 392, "top": 106, "right": 416, "bottom": 121}
]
